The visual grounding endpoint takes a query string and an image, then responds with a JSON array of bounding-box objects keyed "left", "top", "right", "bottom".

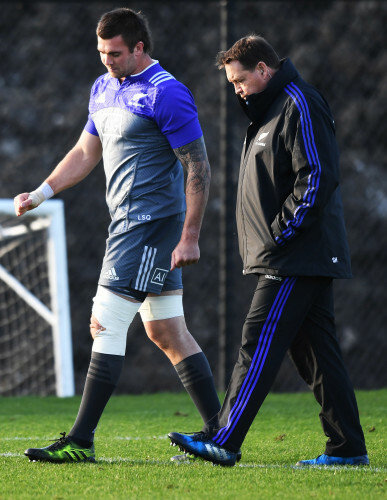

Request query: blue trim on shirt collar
[{"left": 124, "top": 60, "right": 161, "bottom": 82}]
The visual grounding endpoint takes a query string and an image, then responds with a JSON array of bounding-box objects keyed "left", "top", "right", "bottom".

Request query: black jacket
[{"left": 236, "top": 58, "right": 352, "bottom": 278}]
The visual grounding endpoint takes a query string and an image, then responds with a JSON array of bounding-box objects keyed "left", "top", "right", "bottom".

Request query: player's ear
[{"left": 134, "top": 41, "right": 144, "bottom": 54}]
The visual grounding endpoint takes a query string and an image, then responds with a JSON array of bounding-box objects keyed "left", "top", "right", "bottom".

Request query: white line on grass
[
  {"left": 1, "top": 435, "right": 168, "bottom": 441},
  {"left": 1, "top": 453, "right": 385, "bottom": 472},
  {"left": 1, "top": 437, "right": 44, "bottom": 441},
  {"left": 114, "top": 435, "right": 167, "bottom": 441},
  {"left": 236, "top": 463, "right": 387, "bottom": 472}
]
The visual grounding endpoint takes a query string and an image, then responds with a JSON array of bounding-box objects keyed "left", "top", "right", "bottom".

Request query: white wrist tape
[
  {"left": 28, "top": 182, "right": 54, "bottom": 207},
  {"left": 139, "top": 294, "right": 184, "bottom": 322}
]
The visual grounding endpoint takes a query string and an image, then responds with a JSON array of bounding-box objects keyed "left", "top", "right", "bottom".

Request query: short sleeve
[
  {"left": 84, "top": 116, "right": 99, "bottom": 136},
  {"left": 84, "top": 78, "right": 101, "bottom": 137},
  {"left": 154, "top": 83, "right": 203, "bottom": 149}
]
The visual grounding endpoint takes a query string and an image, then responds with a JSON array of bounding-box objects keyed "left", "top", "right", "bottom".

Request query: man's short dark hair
[
  {"left": 97, "top": 7, "right": 153, "bottom": 54},
  {"left": 216, "top": 35, "right": 280, "bottom": 70}
]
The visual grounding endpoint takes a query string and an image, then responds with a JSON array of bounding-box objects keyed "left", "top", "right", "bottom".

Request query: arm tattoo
[{"left": 173, "top": 137, "right": 211, "bottom": 194}]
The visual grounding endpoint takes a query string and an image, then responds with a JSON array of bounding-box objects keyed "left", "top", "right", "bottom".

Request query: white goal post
[{"left": 0, "top": 199, "right": 74, "bottom": 397}]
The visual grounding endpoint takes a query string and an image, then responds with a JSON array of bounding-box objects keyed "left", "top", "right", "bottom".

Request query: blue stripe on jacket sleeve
[{"left": 277, "top": 83, "right": 322, "bottom": 241}]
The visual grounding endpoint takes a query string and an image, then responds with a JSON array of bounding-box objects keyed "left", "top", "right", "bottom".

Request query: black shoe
[
  {"left": 169, "top": 431, "right": 238, "bottom": 466},
  {"left": 24, "top": 432, "right": 95, "bottom": 463}
]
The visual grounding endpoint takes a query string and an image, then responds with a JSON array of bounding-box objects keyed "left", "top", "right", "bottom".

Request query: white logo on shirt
[
  {"left": 332, "top": 257, "right": 338, "bottom": 263},
  {"left": 101, "top": 114, "right": 122, "bottom": 137},
  {"left": 96, "top": 92, "right": 106, "bottom": 104},
  {"left": 255, "top": 132, "right": 269, "bottom": 146},
  {"left": 130, "top": 93, "right": 148, "bottom": 108}
]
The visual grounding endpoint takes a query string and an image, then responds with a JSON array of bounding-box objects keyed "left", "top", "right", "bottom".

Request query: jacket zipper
[{"left": 239, "top": 123, "right": 259, "bottom": 272}]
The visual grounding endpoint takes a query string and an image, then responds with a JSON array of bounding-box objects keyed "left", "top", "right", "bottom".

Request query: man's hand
[
  {"left": 14, "top": 182, "right": 54, "bottom": 216},
  {"left": 171, "top": 239, "right": 200, "bottom": 270},
  {"left": 14, "top": 193, "right": 34, "bottom": 217}
]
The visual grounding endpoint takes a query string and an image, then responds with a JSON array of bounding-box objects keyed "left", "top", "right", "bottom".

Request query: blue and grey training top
[{"left": 85, "top": 60, "right": 203, "bottom": 231}]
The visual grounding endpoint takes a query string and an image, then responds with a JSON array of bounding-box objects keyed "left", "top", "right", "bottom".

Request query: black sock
[
  {"left": 174, "top": 352, "right": 221, "bottom": 427},
  {"left": 68, "top": 352, "right": 124, "bottom": 445}
]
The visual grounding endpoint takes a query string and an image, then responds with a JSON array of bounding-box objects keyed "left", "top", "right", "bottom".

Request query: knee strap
[
  {"left": 91, "top": 286, "right": 141, "bottom": 356},
  {"left": 138, "top": 294, "right": 184, "bottom": 322}
]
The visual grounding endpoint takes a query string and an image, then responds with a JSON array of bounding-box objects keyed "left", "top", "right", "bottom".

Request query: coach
[{"left": 169, "top": 35, "right": 369, "bottom": 467}]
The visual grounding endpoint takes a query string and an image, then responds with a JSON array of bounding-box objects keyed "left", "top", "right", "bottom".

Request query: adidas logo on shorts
[{"left": 104, "top": 267, "right": 120, "bottom": 281}]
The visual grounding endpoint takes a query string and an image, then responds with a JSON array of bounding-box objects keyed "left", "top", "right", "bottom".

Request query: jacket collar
[{"left": 238, "top": 58, "right": 300, "bottom": 123}]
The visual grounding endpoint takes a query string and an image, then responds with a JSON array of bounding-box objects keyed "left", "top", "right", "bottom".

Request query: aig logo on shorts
[{"left": 151, "top": 268, "right": 168, "bottom": 286}]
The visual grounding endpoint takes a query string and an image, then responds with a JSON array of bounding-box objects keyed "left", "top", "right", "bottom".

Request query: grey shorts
[{"left": 98, "top": 213, "right": 184, "bottom": 294}]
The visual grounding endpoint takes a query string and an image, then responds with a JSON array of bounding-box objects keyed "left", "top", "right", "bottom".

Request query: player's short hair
[
  {"left": 216, "top": 35, "right": 280, "bottom": 70},
  {"left": 97, "top": 7, "right": 153, "bottom": 54}
]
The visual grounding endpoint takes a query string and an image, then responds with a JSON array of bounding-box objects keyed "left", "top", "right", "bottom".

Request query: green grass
[{"left": 1, "top": 390, "right": 385, "bottom": 499}]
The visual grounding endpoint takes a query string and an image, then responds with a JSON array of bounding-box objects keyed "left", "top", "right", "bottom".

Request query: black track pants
[{"left": 211, "top": 275, "right": 367, "bottom": 457}]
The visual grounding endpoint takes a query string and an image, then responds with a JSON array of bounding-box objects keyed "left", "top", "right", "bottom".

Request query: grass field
[{"left": 1, "top": 389, "right": 385, "bottom": 499}]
